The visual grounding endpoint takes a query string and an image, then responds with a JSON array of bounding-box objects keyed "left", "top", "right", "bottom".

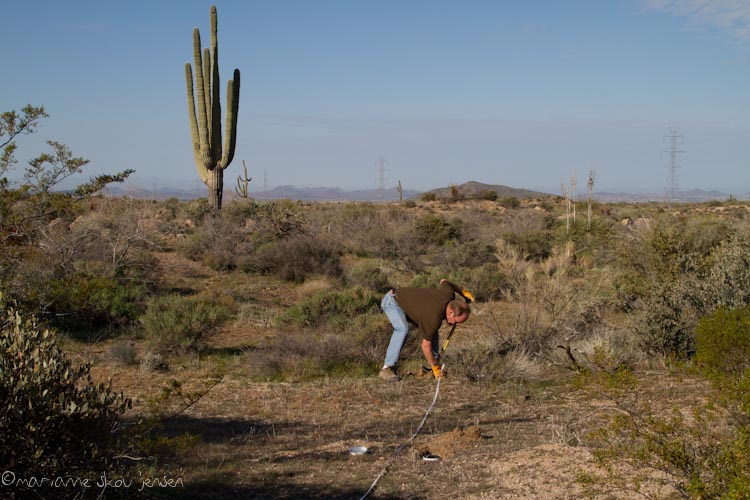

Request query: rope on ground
[{"left": 358, "top": 364, "right": 445, "bottom": 500}]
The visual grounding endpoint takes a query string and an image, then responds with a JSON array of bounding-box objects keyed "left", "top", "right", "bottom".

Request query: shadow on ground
[{"left": 150, "top": 479, "right": 412, "bottom": 500}]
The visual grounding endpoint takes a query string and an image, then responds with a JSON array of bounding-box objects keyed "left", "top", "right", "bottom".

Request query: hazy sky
[{"left": 4, "top": 0, "right": 749, "bottom": 195}]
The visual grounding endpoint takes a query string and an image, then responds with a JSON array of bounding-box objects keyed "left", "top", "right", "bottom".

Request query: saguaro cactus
[
  {"left": 235, "top": 160, "right": 251, "bottom": 199},
  {"left": 185, "top": 5, "right": 240, "bottom": 210}
]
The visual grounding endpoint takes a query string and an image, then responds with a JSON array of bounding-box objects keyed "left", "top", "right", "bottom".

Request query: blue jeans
[{"left": 381, "top": 291, "right": 439, "bottom": 367}]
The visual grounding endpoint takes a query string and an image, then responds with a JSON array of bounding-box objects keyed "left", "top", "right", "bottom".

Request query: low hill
[{"left": 423, "top": 181, "right": 550, "bottom": 200}]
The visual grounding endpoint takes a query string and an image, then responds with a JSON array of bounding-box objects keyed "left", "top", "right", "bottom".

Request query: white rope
[{"left": 358, "top": 364, "right": 445, "bottom": 500}]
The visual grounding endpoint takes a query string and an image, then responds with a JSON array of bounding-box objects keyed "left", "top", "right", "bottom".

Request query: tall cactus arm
[
  {"left": 220, "top": 69, "right": 240, "bottom": 169},
  {"left": 209, "top": 5, "right": 222, "bottom": 163},
  {"left": 185, "top": 64, "right": 208, "bottom": 184},
  {"left": 202, "top": 47, "right": 212, "bottom": 146},
  {"left": 192, "top": 29, "right": 211, "bottom": 170}
]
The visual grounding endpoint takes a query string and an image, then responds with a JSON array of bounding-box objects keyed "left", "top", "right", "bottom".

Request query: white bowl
[{"left": 349, "top": 446, "right": 368, "bottom": 455}]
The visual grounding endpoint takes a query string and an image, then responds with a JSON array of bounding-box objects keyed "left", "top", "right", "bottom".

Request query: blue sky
[{"left": 3, "top": 0, "right": 749, "bottom": 195}]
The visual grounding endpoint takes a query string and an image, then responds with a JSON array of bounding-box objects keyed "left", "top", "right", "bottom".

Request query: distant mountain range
[
  {"left": 592, "top": 189, "right": 741, "bottom": 203},
  {"left": 106, "top": 182, "right": 741, "bottom": 203}
]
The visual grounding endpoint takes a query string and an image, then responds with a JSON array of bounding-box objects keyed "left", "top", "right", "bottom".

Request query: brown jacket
[{"left": 393, "top": 282, "right": 455, "bottom": 341}]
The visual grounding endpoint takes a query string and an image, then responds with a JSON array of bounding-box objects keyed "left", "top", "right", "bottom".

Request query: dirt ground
[{"left": 85, "top": 340, "right": 689, "bottom": 500}]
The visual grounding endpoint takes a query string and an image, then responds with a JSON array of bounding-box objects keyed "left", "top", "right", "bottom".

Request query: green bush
[
  {"left": 251, "top": 234, "right": 343, "bottom": 282},
  {"left": 439, "top": 240, "right": 497, "bottom": 270},
  {"left": 0, "top": 300, "right": 131, "bottom": 480},
  {"left": 696, "top": 306, "right": 750, "bottom": 376},
  {"left": 348, "top": 265, "right": 390, "bottom": 292},
  {"left": 449, "top": 263, "right": 508, "bottom": 302},
  {"left": 48, "top": 274, "right": 148, "bottom": 333},
  {"left": 0, "top": 197, "right": 159, "bottom": 335},
  {"left": 281, "top": 286, "right": 380, "bottom": 329},
  {"left": 306, "top": 203, "right": 421, "bottom": 260},
  {"left": 633, "top": 280, "right": 698, "bottom": 358},
  {"left": 140, "top": 294, "right": 234, "bottom": 354},
  {"left": 477, "top": 190, "right": 498, "bottom": 201},
  {"left": 497, "top": 196, "right": 520, "bottom": 209},
  {"left": 245, "top": 313, "right": 390, "bottom": 381},
  {"left": 420, "top": 192, "right": 437, "bottom": 202},
  {"left": 620, "top": 218, "right": 739, "bottom": 358},
  {"left": 580, "top": 356, "right": 750, "bottom": 498},
  {"left": 177, "top": 211, "right": 260, "bottom": 270},
  {"left": 415, "top": 214, "right": 461, "bottom": 246},
  {"left": 699, "top": 230, "right": 750, "bottom": 311},
  {"left": 502, "top": 230, "right": 552, "bottom": 261}
]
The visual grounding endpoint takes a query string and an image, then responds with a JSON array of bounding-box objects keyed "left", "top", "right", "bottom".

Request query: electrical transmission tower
[
  {"left": 377, "top": 157, "right": 389, "bottom": 198},
  {"left": 664, "top": 127, "right": 684, "bottom": 204}
]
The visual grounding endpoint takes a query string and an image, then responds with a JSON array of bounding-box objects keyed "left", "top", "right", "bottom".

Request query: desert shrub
[
  {"left": 140, "top": 293, "right": 234, "bottom": 354},
  {"left": 497, "top": 196, "right": 520, "bottom": 209},
  {"left": 0, "top": 300, "right": 131, "bottom": 481},
  {"left": 414, "top": 213, "right": 461, "bottom": 246},
  {"left": 696, "top": 306, "right": 750, "bottom": 377},
  {"left": 183, "top": 197, "right": 212, "bottom": 223},
  {"left": 251, "top": 233, "right": 342, "bottom": 282},
  {"left": 494, "top": 239, "right": 609, "bottom": 354},
  {"left": 616, "top": 217, "right": 739, "bottom": 358},
  {"left": 140, "top": 351, "right": 169, "bottom": 372},
  {"left": 48, "top": 274, "right": 148, "bottom": 333},
  {"left": 581, "top": 374, "right": 747, "bottom": 498},
  {"left": 548, "top": 330, "right": 635, "bottom": 374},
  {"left": 250, "top": 311, "right": 390, "bottom": 381},
  {"left": 452, "top": 341, "right": 541, "bottom": 383},
  {"left": 348, "top": 264, "right": 390, "bottom": 292},
  {"left": 280, "top": 286, "right": 380, "bottom": 329},
  {"left": 406, "top": 261, "right": 503, "bottom": 305},
  {"left": 440, "top": 263, "right": 507, "bottom": 302},
  {"left": 477, "top": 189, "right": 498, "bottom": 201},
  {"left": 502, "top": 230, "right": 552, "bottom": 261},
  {"left": 581, "top": 333, "right": 750, "bottom": 500},
  {"left": 438, "top": 240, "right": 497, "bottom": 269},
  {"left": 177, "top": 211, "right": 257, "bottom": 270},
  {"left": 1, "top": 198, "right": 159, "bottom": 334},
  {"left": 256, "top": 199, "right": 307, "bottom": 237},
  {"left": 420, "top": 192, "right": 437, "bottom": 202},
  {"left": 632, "top": 279, "right": 699, "bottom": 358},
  {"left": 556, "top": 217, "right": 614, "bottom": 266},
  {"left": 500, "top": 209, "right": 556, "bottom": 261},
  {"left": 178, "top": 199, "right": 307, "bottom": 271},
  {"left": 698, "top": 230, "right": 750, "bottom": 311},
  {"left": 625, "top": 223, "right": 749, "bottom": 359},
  {"left": 109, "top": 340, "right": 138, "bottom": 366},
  {"left": 310, "top": 203, "right": 419, "bottom": 259}
]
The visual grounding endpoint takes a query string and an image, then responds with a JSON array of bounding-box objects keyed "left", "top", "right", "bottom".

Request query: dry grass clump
[
  {"left": 108, "top": 340, "right": 138, "bottom": 366},
  {"left": 493, "top": 238, "right": 611, "bottom": 356},
  {"left": 140, "top": 350, "right": 169, "bottom": 372},
  {"left": 241, "top": 316, "right": 390, "bottom": 382},
  {"left": 451, "top": 337, "right": 543, "bottom": 383}
]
